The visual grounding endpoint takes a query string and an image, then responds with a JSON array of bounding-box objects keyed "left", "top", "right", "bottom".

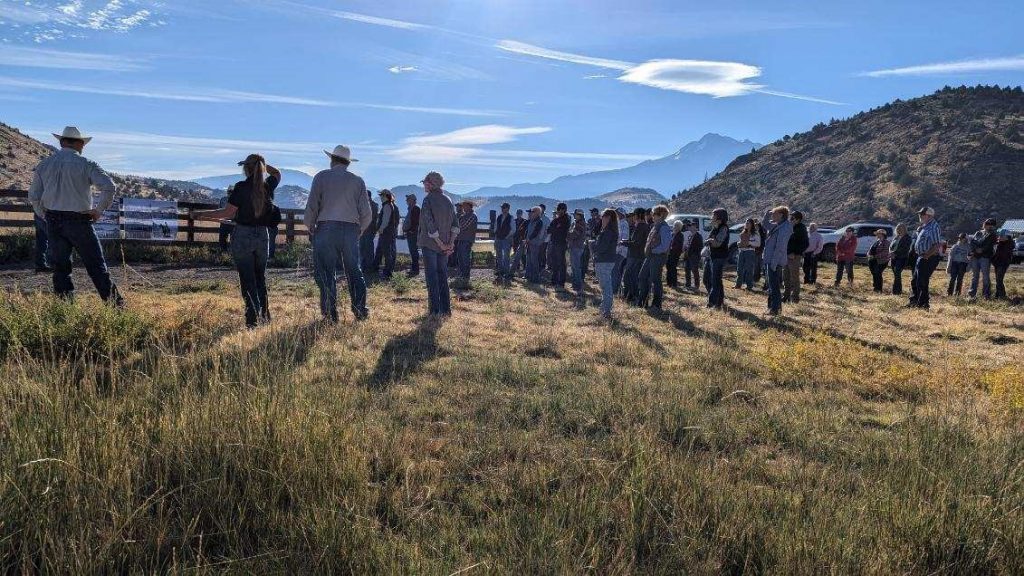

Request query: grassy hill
[
  {"left": 671, "top": 86, "right": 1024, "bottom": 233},
  {"left": 1, "top": 262, "right": 1022, "bottom": 573}
]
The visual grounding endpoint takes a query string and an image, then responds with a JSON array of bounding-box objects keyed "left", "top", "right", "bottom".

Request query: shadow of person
[{"left": 364, "top": 315, "right": 444, "bottom": 391}]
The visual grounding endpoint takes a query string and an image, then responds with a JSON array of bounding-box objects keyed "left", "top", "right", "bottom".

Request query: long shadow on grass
[
  {"left": 650, "top": 307, "right": 733, "bottom": 347},
  {"left": 190, "top": 320, "right": 323, "bottom": 391},
  {"left": 725, "top": 306, "right": 802, "bottom": 336},
  {"left": 363, "top": 315, "right": 444, "bottom": 391}
]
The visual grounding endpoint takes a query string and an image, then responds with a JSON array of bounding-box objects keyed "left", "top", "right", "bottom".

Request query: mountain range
[
  {"left": 671, "top": 85, "right": 1024, "bottom": 234},
  {"left": 192, "top": 169, "right": 314, "bottom": 193},
  {"left": 465, "top": 133, "right": 761, "bottom": 200}
]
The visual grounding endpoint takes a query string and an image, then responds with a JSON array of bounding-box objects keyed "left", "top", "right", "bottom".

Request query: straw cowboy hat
[
  {"left": 324, "top": 145, "right": 357, "bottom": 162},
  {"left": 52, "top": 126, "right": 92, "bottom": 144}
]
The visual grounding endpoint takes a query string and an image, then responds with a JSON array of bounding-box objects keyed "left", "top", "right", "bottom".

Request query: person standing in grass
[
  {"left": 455, "top": 201, "right": 478, "bottom": 281},
  {"left": 511, "top": 209, "right": 528, "bottom": 277},
  {"left": 592, "top": 208, "right": 620, "bottom": 320},
  {"left": 992, "top": 230, "right": 1013, "bottom": 300},
  {"left": 705, "top": 208, "right": 730, "bottom": 309},
  {"left": 359, "top": 190, "right": 379, "bottom": 276},
  {"left": 635, "top": 205, "right": 673, "bottom": 310},
  {"left": 525, "top": 206, "right": 546, "bottom": 283},
  {"left": 403, "top": 193, "right": 421, "bottom": 277},
  {"left": 568, "top": 209, "right": 589, "bottom": 305},
  {"left": 782, "top": 211, "right": 808, "bottom": 303},
  {"left": 753, "top": 220, "right": 766, "bottom": 286},
  {"left": 683, "top": 220, "right": 703, "bottom": 292},
  {"left": 622, "top": 208, "right": 650, "bottom": 303},
  {"left": 834, "top": 227, "right": 857, "bottom": 287},
  {"left": 909, "top": 206, "right": 942, "bottom": 309},
  {"left": 585, "top": 207, "right": 601, "bottom": 275},
  {"left": 548, "top": 203, "right": 571, "bottom": 290},
  {"left": 734, "top": 218, "right": 760, "bottom": 290},
  {"left": 29, "top": 126, "right": 124, "bottom": 307},
  {"left": 666, "top": 220, "right": 685, "bottom": 289},
  {"left": 967, "top": 218, "right": 998, "bottom": 299},
  {"left": 538, "top": 203, "right": 550, "bottom": 272},
  {"left": 304, "top": 145, "right": 371, "bottom": 323},
  {"left": 890, "top": 223, "right": 913, "bottom": 295},
  {"left": 373, "top": 189, "right": 400, "bottom": 280},
  {"left": 867, "top": 228, "right": 891, "bottom": 293},
  {"left": 803, "top": 222, "right": 824, "bottom": 285},
  {"left": 761, "top": 206, "right": 793, "bottom": 316},
  {"left": 194, "top": 153, "right": 282, "bottom": 327},
  {"left": 613, "top": 207, "right": 630, "bottom": 294},
  {"left": 493, "top": 202, "right": 515, "bottom": 282},
  {"left": 945, "top": 233, "right": 970, "bottom": 297},
  {"left": 418, "top": 172, "right": 459, "bottom": 316}
]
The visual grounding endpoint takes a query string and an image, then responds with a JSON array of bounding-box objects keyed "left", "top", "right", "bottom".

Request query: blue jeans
[
  {"left": 570, "top": 246, "right": 585, "bottom": 296},
  {"left": 735, "top": 249, "right": 756, "bottom": 289},
  {"left": 359, "top": 233, "right": 376, "bottom": 274},
  {"left": 891, "top": 257, "right": 907, "bottom": 295},
  {"left": 406, "top": 235, "right": 420, "bottom": 275},
  {"left": 511, "top": 242, "right": 527, "bottom": 274},
  {"left": 269, "top": 225, "right": 279, "bottom": 259},
  {"left": 636, "top": 253, "right": 667, "bottom": 307},
  {"left": 766, "top": 264, "right": 784, "bottom": 314},
  {"left": 549, "top": 243, "right": 568, "bottom": 287},
  {"left": 705, "top": 257, "right": 726, "bottom": 308},
  {"left": 684, "top": 254, "right": 700, "bottom": 289},
  {"left": 612, "top": 254, "right": 626, "bottom": 295},
  {"left": 45, "top": 212, "right": 120, "bottom": 303},
  {"left": 947, "top": 261, "right": 968, "bottom": 296},
  {"left": 314, "top": 222, "right": 368, "bottom": 321},
  {"left": 495, "top": 238, "right": 513, "bottom": 279},
  {"left": 34, "top": 215, "right": 50, "bottom": 269},
  {"left": 595, "top": 262, "right": 616, "bottom": 317},
  {"left": 230, "top": 225, "right": 270, "bottom": 327},
  {"left": 422, "top": 247, "right": 452, "bottom": 315},
  {"left": 526, "top": 243, "right": 543, "bottom": 283},
  {"left": 835, "top": 261, "right": 854, "bottom": 284},
  {"left": 374, "top": 233, "right": 397, "bottom": 278},
  {"left": 911, "top": 255, "right": 940, "bottom": 308},
  {"left": 968, "top": 257, "right": 991, "bottom": 298},
  {"left": 455, "top": 240, "right": 474, "bottom": 279},
  {"left": 623, "top": 256, "right": 643, "bottom": 301}
]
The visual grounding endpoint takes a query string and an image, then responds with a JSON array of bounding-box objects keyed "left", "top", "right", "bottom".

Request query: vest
[{"left": 496, "top": 213, "right": 512, "bottom": 239}]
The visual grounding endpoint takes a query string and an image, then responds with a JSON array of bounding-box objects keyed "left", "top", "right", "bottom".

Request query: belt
[{"left": 45, "top": 210, "right": 92, "bottom": 222}]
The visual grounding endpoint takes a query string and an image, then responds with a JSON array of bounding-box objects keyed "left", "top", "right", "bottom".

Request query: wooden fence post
[{"left": 286, "top": 212, "right": 296, "bottom": 243}]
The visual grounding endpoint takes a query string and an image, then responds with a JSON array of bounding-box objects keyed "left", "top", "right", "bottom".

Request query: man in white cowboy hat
[
  {"left": 28, "top": 126, "right": 123, "bottom": 305},
  {"left": 304, "top": 144, "right": 372, "bottom": 322}
]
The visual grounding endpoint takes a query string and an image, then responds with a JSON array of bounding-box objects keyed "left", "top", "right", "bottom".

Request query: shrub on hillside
[{"left": 0, "top": 232, "right": 35, "bottom": 265}]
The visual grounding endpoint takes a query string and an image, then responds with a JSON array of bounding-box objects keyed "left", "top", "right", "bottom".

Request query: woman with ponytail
[{"left": 192, "top": 153, "right": 281, "bottom": 328}]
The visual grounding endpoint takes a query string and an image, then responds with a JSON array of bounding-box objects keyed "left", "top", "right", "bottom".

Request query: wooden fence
[{"left": 0, "top": 189, "right": 497, "bottom": 246}]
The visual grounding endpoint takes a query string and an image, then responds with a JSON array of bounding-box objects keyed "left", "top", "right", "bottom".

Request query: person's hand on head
[{"left": 87, "top": 209, "right": 102, "bottom": 222}]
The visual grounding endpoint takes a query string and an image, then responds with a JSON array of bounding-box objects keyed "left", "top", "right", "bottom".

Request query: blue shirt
[
  {"left": 761, "top": 213, "right": 793, "bottom": 268},
  {"left": 915, "top": 219, "right": 941, "bottom": 256}
]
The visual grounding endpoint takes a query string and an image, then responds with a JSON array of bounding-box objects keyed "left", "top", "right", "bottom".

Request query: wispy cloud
[
  {"left": 496, "top": 39, "right": 842, "bottom": 104},
  {"left": 583, "top": 74, "right": 608, "bottom": 80},
  {"left": 333, "top": 10, "right": 428, "bottom": 30},
  {"left": 496, "top": 40, "right": 632, "bottom": 71},
  {"left": 0, "top": 75, "right": 508, "bottom": 116},
  {"left": 404, "top": 125, "right": 552, "bottom": 146},
  {"left": 387, "top": 124, "right": 652, "bottom": 170},
  {"left": 388, "top": 65, "right": 418, "bottom": 74},
  {"left": 861, "top": 56, "right": 1024, "bottom": 78},
  {"left": 0, "top": 45, "right": 145, "bottom": 71}
]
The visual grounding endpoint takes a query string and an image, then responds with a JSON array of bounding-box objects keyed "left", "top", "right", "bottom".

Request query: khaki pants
[{"left": 784, "top": 254, "right": 803, "bottom": 300}]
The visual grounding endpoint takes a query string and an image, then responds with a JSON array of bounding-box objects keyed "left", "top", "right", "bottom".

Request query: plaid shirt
[{"left": 914, "top": 219, "right": 941, "bottom": 256}]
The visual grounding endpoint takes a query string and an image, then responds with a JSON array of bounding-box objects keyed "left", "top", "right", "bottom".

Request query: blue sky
[{"left": 1, "top": 0, "right": 1022, "bottom": 192}]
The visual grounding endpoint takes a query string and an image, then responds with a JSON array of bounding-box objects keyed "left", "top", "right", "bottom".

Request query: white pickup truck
[
  {"left": 666, "top": 213, "right": 742, "bottom": 259},
  {"left": 819, "top": 222, "right": 896, "bottom": 262}
]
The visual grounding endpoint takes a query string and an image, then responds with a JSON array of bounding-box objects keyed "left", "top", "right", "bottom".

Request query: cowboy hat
[
  {"left": 52, "top": 126, "right": 91, "bottom": 144},
  {"left": 323, "top": 145, "right": 357, "bottom": 162}
]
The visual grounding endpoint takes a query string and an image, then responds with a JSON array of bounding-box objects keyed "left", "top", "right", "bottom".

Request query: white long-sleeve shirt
[{"left": 29, "top": 148, "right": 116, "bottom": 217}]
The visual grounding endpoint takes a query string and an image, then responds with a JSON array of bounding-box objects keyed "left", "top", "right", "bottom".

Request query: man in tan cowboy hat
[
  {"left": 28, "top": 126, "right": 123, "bottom": 306},
  {"left": 304, "top": 144, "right": 372, "bottom": 322}
]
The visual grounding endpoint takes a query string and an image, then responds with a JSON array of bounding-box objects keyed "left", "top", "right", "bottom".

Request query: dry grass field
[{"left": 1, "top": 260, "right": 1022, "bottom": 574}]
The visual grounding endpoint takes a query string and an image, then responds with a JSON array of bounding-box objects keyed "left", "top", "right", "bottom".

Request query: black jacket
[
  {"left": 788, "top": 222, "right": 809, "bottom": 255},
  {"left": 548, "top": 213, "right": 571, "bottom": 245},
  {"left": 626, "top": 221, "right": 651, "bottom": 259}
]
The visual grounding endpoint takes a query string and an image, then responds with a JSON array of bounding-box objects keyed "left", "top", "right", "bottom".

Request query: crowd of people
[{"left": 25, "top": 131, "right": 1019, "bottom": 328}]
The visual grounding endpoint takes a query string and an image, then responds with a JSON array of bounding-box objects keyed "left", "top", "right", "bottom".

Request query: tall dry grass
[{"left": 1, "top": 266, "right": 1022, "bottom": 573}]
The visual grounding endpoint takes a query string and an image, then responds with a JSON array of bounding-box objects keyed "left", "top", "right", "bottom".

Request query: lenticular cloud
[{"left": 618, "top": 59, "right": 764, "bottom": 98}]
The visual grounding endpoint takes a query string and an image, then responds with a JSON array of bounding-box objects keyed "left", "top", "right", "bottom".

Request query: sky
[{"left": 1, "top": 0, "right": 1023, "bottom": 193}]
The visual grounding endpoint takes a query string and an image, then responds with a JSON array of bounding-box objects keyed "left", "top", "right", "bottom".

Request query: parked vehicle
[
  {"left": 819, "top": 222, "right": 895, "bottom": 262},
  {"left": 667, "top": 213, "right": 741, "bottom": 261},
  {"left": 1013, "top": 236, "right": 1024, "bottom": 264}
]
